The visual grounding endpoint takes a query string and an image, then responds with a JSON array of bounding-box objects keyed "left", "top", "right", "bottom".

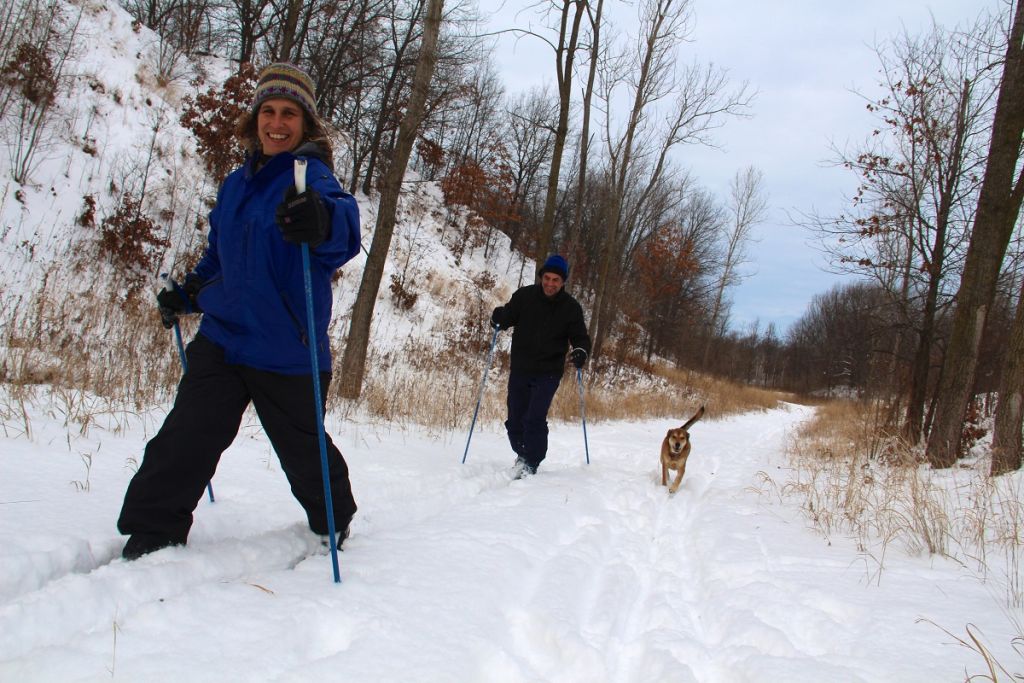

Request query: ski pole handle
[{"left": 294, "top": 158, "right": 307, "bottom": 194}]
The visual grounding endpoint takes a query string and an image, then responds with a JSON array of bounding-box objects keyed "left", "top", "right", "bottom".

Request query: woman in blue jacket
[{"left": 117, "top": 63, "right": 361, "bottom": 560}]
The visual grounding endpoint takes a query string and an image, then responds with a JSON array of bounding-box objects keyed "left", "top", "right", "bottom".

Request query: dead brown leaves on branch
[{"left": 180, "top": 64, "right": 256, "bottom": 184}]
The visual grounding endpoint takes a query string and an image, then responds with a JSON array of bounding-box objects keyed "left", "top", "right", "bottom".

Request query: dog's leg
[
  {"left": 661, "top": 460, "right": 668, "bottom": 486},
  {"left": 668, "top": 465, "right": 685, "bottom": 494}
]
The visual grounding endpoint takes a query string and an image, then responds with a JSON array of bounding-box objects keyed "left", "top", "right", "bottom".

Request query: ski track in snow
[
  {"left": 3, "top": 402, "right": 1014, "bottom": 681},
  {"left": 0, "top": 525, "right": 322, "bottom": 661}
]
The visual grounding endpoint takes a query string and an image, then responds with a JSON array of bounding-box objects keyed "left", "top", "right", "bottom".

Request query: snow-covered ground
[
  {"left": 2, "top": 393, "right": 1020, "bottom": 682},
  {"left": 2, "top": 1, "right": 1020, "bottom": 679}
]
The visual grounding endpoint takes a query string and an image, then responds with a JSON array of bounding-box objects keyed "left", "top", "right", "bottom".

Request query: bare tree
[
  {"left": 927, "top": 1, "right": 1024, "bottom": 467},
  {"left": 121, "top": 0, "right": 223, "bottom": 56},
  {"left": 355, "top": 0, "right": 426, "bottom": 195},
  {"left": 810, "top": 16, "right": 998, "bottom": 442},
  {"left": 702, "top": 165, "right": 766, "bottom": 365},
  {"left": 784, "top": 282, "right": 890, "bottom": 396},
  {"left": 327, "top": 0, "right": 479, "bottom": 194},
  {"left": 568, "top": 0, "right": 603, "bottom": 258},
  {"left": 423, "top": 55, "right": 507, "bottom": 182},
  {"left": 122, "top": 0, "right": 180, "bottom": 32},
  {"left": 166, "top": 0, "right": 221, "bottom": 56},
  {"left": 504, "top": 88, "right": 557, "bottom": 208},
  {"left": 628, "top": 182, "right": 721, "bottom": 362},
  {"left": 588, "top": 0, "right": 750, "bottom": 358},
  {"left": 338, "top": 0, "right": 445, "bottom": 398},
  {"left": 304, "top": 0, "right": 391, "bottom": 150},
  {"left": 223, "top": 0, "right": 274, "bottom": 64},
  {"left": 534, "top": 0, "right": 588, "bottom": 260},
  {"left": 498, "top": 87, "right": 557, "bottom": 255}
]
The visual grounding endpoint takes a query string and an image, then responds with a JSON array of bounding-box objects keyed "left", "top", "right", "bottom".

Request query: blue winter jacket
[{"left": 190, "top": 145, "right": 360, "bottom": 374}]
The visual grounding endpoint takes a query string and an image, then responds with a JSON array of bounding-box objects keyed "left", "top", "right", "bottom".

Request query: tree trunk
[
  {"left": 589, "top": 0, "right": 667, "bottom": 356},
  {"left": 904, "top": 294, "right": 937, "bottom": 444},
  {"left": 277, "top": 0, "right": 302, "bottom": 62},
  {"left": 905, "top": 238, "right": 947, "bottom": 444},
  {"left": 536, "top": 0, "right": 586, "bottom": 261},
  {"left": 926, "top": 1, "right": 1024, "bottom": 467},
  {"left": 570, "top": 0, "right": 602, "bottom": 251},
  {"left": 904, "top": 78, "right": 971, "bottom": 445},
  {"left": 992, "top": 275, "right": 1024, "bottom": 475},
  {"left": 338, "top": 0, "right": 444, "bottom": 399}
]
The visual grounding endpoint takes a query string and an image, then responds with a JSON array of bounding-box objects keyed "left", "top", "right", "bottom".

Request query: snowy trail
[
  {"left": 3, "top": 401, "right": 1019, "bottom": 682},
  {"left": 285, "top": 405, "right": 820, "bottom": 682}
]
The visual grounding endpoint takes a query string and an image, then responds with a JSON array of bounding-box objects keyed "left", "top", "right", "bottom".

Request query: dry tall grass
[
  {"left": 776, "top": 399, "right": 1024, "bottom": 678},
  {"left": 1, "top": 281, "right": 788, "bottom": 438},
  {"left": 2, "top": 283, "right": 185, "bottom": 403},
  {"left": 780, "top": 400, "right": 1024, "bottom": 602},
  {"left": 335, "top": 323, "right": 786, "bottom": 435}
]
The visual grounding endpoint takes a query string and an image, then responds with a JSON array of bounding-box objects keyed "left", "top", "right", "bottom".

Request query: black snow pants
[
  {"left": 504, "top": 370, "right": 562, "bottom": 471},
  {"left": 117, "top": 334, "right": 357, "bottom": 543}
]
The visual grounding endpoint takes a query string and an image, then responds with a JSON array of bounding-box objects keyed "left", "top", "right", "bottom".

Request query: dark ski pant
[
  {"left": 504, "top": 370, "right": 562, "bottom": 470},
  {"left": 118, "top": 334, "right": 357, "bottom": 544}
]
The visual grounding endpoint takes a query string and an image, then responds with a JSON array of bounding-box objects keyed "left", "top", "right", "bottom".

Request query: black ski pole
[
  {"left": 160, "top": 275, "right": 215, "bottom": 503},
  {"left": 462, "top": 325, "right": 501, "bottom": 464},
  {"left": 576, "top": 366, "right": 590, "bottom": 465}
]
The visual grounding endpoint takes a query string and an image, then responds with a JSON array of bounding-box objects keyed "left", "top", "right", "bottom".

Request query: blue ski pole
[
  {"left": 462, "top": 325, "right": 501, "bottom": 464},
  {"left": 576, "top": 366, "right": 590, "bottom": 465},
  {"left": 295, "top": 159, "right": 341, "bottom": 584},
  {"left": 160, "top": 275, "right": 215, "bottom": 503}
]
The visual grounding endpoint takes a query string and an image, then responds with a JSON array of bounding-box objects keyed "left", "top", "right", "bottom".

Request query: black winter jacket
[{"left": 493, "top": 284, "right": 591, "bottom": 375}]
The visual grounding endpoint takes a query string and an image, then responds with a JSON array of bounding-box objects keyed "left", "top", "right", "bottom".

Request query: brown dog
[{"left": 660, "top": 405, "right": 705, "bottom": 494}]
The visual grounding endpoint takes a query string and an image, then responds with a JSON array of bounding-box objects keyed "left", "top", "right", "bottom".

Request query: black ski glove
[
  {"left": 490, "top": 306, "right": 506, "bottom": 330},
  {"left": 275, "top": 186, "right": 329, "bottom": 247},
  {"left": 156, "top": 276, "right": 202, "bottom": 329},
  {"left": 570, "top": 347, "right": 588, "bottom": 369}
]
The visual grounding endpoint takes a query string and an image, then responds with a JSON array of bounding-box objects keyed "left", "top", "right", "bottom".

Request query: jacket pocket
[{"left": 279, "top": 290, "right": 309, "bottom": 348}]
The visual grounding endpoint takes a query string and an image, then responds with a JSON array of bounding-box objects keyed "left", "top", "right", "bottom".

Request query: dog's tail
[{"left": 682, "top": 405, "right": 705, "bottom": 431}]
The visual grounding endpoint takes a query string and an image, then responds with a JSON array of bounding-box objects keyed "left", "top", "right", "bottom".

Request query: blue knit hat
[{"left": 539, "top": 254, "right": 569, "bottom": 280}]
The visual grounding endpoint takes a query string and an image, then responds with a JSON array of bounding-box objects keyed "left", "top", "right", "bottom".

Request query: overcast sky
[{"left": 485, "top": 0, "right": 997, "bottom": 335}]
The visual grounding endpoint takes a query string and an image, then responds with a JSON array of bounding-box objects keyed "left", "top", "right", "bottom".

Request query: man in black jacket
[{"left": 491, "top": 254, "right": 592, "bottom": 477}]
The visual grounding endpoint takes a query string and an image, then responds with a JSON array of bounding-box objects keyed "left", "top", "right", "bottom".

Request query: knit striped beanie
[{"left": 252, "top": 63, "right": 317, "bottom": 118}]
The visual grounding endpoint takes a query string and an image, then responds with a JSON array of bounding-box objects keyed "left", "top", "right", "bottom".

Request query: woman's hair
[{"left": 234, "top": 105, "right": 335, "bottom": 168}]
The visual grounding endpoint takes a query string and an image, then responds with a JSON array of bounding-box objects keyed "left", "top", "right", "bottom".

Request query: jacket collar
[{"left": 243, "top": 141, "right": 329, "bottom": 181}]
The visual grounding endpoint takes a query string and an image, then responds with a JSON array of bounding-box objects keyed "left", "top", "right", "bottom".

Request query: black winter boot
[
  {"left": 511, "top": 458, "right": 537, "bottom": 480},
  {"left": 122, "top": 533, "right": 183, "bottom": 560},
  {"left": 319, "top": 525, "right": 351, "bottom": 553}
]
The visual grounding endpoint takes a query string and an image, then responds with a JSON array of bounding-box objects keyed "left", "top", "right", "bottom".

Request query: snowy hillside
[
  {"left": 0, "top": 0, "right": 530, "bottom": 388},
  {"left": 1, "top": 0, "right": 702, "bottom": 438},
  {"left": 3, "top": 393, "right": 1021, "bottom": 681}
]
